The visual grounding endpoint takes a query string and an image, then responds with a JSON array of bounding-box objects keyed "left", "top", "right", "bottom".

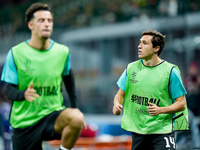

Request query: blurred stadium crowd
[
  {"left": 0, "top": 0, "right": 200, "bottom": 150},
  {"left": 1, "top": 0, "right": 200, "bottom": 38}
]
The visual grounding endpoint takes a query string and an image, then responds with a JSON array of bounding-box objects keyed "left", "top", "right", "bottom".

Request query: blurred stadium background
[{"left": 0, "top": 0, "right": 200, "bottom": 149}]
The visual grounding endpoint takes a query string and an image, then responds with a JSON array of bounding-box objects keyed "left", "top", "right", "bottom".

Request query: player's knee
[{"left": 69, "top": 109, "right": 84, "bottom": 129}]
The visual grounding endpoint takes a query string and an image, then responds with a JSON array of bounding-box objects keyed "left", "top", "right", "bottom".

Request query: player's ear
[
  {"left": 27, "top": 21, "right": 33, "bottom": 30},
  {"left": 154, "top": 46, "right": 160, "bottom": 53}
]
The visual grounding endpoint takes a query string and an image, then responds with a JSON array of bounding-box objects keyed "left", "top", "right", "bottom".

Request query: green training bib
[
  {"left": 121, "top": 60, "right": 189, "bottom": 134},
  {"left": 10, "top": 41, "right": 69, "bottom": 128}
]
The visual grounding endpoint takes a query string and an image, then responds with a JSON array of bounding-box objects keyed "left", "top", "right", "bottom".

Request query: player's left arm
[
  {"left": 62, "top": 54, "right": 78, "bottom": 108},
  {"left": 148, "top": 67, "right": 187, "bottom": 116},
  {"left": 148, "top": 95, "right": 186, "bottom": 116},
  {"left": 63, "top": 69, "right": 78, "bottom": 108}
]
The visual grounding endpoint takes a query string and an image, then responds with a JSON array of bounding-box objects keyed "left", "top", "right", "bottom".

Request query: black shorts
[
  {"left": 131, "top": 132, "right": 176, "bottom": 150},
  {"left": 12, "top": 110, "right": 63, "bottom": 150}
]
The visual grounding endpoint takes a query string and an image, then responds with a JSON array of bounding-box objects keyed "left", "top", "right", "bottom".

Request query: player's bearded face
[{"left": 30, "top": 10, "right": 53, "bottom": 39}]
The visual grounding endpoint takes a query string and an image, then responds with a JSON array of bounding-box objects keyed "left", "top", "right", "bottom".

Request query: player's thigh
[
  {"left": 152, "top": 132, "right": 176, "bottom": 150},
  {"left": 54, "top": 108, "right": 84, "bottom": 133},
  {"left": 42, "top": 110, "right": 62, "bottom": 140},
  {"left": 131, "top": 132, "right": 151, "bottom": 150}
]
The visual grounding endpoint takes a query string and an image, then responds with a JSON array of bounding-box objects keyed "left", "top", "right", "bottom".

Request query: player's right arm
[
  {"left": 1, "top": 50, "right": 39, "bottom": 102},
  {"left": 113, "top": 68, "right": 127, "bottom": 116},
  {"left": 5, "top": 82, "right": 39, "bottom": 102},
  {"left": 113, "top": 88, "right": 125, "bottom": 116}
]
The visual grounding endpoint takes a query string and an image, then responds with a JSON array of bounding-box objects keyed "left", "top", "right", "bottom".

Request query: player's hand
[
  {"left": 113, "top": 102, "right": 123, "bottom": 116},
  {"left": 24, "top": 82, "right": 40, "bottom": 102},
  {"left": 147, "top": 102, "right": 160, "bottom": 116}
]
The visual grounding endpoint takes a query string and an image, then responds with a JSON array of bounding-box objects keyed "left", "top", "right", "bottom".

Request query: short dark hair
[
  {"left": 142, "top": 29, "right": 165, "bottom": 56},
  {"left": 25, "top": 3, "right": 52, "bottom": 24}
]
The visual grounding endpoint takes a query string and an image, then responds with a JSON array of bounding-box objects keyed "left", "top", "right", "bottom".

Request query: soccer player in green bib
[
  {"left": 1, "top": 3, "right": 86, "bottom": 150},
  {"left": 113, "top": 30, "right": 189, "bottom": 150}
]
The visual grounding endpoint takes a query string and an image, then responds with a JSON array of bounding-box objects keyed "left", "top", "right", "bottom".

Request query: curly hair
[{"left": 25, "top": 3, "right": 52, "bottom": 24}]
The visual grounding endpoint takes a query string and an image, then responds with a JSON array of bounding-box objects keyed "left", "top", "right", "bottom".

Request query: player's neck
[
  {"left": 143, "top": 56, "right": 162, "bottom": 67},
  {"left": 28, "top": 37, "right": 51, "bottom": 50}
]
